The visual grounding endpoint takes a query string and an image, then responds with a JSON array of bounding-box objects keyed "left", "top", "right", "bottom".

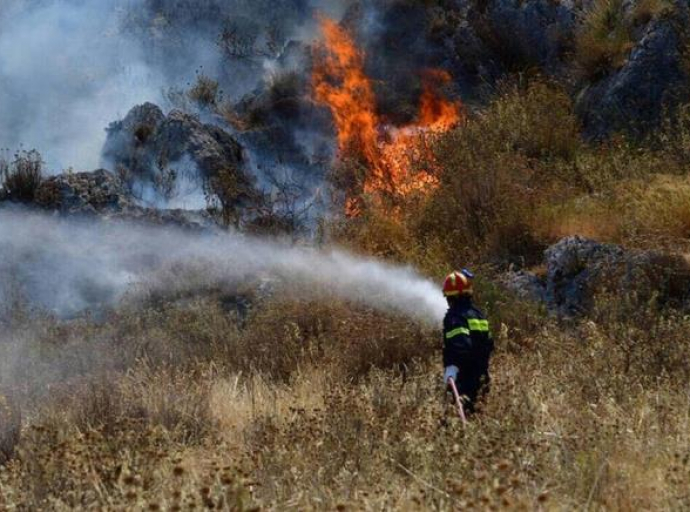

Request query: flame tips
[{"left": 312, "top": 17, "right": 463, "bottom": 216}]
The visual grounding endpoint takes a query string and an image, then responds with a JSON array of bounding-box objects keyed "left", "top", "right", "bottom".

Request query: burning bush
[
  {"left": 0, "top": 149, "right": 44, "bottom": 203},
  {"left": 312, "top": 17, "right": 461, "bottom": 216}
]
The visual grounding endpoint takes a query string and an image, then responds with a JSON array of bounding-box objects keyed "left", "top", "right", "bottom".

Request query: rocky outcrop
[
  {"left": 499, "top": 270, "right": 547, "bottom": 304},
  {"left": 432, "top": 0, "right": 689, "bottom": 137},
  {"left": 27, "top": 169, "right": 216, "bottom": 230},
  {"left": 103, "top": 103, "right": 255, "bottom": 208},
  {"left": 503, "top": 236, "right": 690, "bottom": 316},
  {"left": 35, "top": 169, "right": 132, "bottom": 214},
  {"left": 577, "top": 17, "right": 689, "bottom": 139},
  {"left": 543, "top": 237, "right": 626, "bottom": 315}
]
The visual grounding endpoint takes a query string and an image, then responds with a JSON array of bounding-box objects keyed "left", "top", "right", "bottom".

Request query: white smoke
[
  {"left": 0, "top": 0, "right": 164, "bottom": 172},
  {"left": 0, "top": 209, "right": 447, "bottom": 324}
]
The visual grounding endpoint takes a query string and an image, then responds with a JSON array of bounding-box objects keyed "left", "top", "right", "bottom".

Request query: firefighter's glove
[{"left": 444, "top": 365, "right": 459, "bottom": 385}]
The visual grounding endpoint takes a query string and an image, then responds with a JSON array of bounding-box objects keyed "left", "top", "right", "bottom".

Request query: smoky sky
[
  {"left": 0, "top": 0, "right": 161, "bottom": 171},
  {"left": 0, "top": 0, "right": 350, "bottom": 173}
]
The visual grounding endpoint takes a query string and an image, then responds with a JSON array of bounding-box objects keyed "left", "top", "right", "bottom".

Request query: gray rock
[
  {"left": 500, "top": 270, "right": 547, "bottom": 303},
  {"left": 542, "top": 236, "right": 690, "bottom": 315},
  {"left": 577, "top": 16, "right": 689, "bottom": 139},
  {"left": 499, "top": 236, "right": 690, "bottom": 316},
  {"left": 30, "top": 168, "right": 217, "bottom": 231},
  {"left": 102, "top": 103, "right": 255, "bottom": 208},
  {"left": 544, "top": 236, "right": 626, "bottom": 315}
]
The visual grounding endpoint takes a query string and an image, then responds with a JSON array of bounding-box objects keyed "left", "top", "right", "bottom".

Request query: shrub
[
  {"left": 237, "top": 294, "right": 437, "bottom": 383},
  {"left": 415, "top": 133, "right": 542, "bottom": 266},
  {"left": 0, "top": 149, "right": 44, "bottom": 202},
  {"left": 654, "top": 103, "right": 690, "bottom": 170},
  {"left": 266, "top": 70, "right": 303, "bottom": 119},
  {"left": 488, "top": 81, "right": 582, "bottom": 161},
  {"left": 328, "top": 198, "right": 421, "bottom": 262},
  {"left": 187, "top": 73, "right": 221, "bottom": 108},
  {"left": 575, "top": 0, "right": 634, "bottom": 81},
  {"left": 412, "top": 81, "right": 578, "bottom": 266},
  {"left": 471, "top": 14, "right": 545, "bottom": 74},
  {"left": 0, "top": 389, "right": 21, "bottom": 464},
  {"left": 205, "top": 166, "right": 250, "bottom": 227},
  {"left": 630, "top": 0, "right": 674, "bottom": 26}
]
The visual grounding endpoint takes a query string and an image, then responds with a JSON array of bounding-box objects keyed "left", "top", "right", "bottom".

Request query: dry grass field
[{"left": 2, "top": 281, "right": 690, "bottom": 510}]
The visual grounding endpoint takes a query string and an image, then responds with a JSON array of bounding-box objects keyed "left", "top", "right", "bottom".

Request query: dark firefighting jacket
[{"left": 443, "top": 296, "right": 494, "bottom": 369}]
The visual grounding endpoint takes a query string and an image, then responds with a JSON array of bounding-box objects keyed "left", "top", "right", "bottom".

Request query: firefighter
[{"left": 442, "top": 269, "right": 494, "bottom": 414}]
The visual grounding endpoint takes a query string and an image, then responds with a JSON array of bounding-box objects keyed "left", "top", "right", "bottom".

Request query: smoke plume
[
  {"left": 0, "top": 0, "right": 163, "bottom": 171},
  {"left": 0, "top": 208, "right": 446, "bottom": 324}
]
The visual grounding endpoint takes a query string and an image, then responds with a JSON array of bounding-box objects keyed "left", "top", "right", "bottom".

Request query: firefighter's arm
[{"left": 443, "top": 317, "right": 472, "bottom": 368}]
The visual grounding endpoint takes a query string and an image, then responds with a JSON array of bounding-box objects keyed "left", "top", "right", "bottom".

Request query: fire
[
  {"left": 312, "top": 17, "right": 462, "bottom": 215},
  {"left": 419, "top": 69, "right": 462, "bottom": 132}
]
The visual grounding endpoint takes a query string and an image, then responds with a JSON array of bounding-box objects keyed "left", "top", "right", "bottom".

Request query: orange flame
[{"left": 312, "top": 17, "right": 462, "bottom": 215}]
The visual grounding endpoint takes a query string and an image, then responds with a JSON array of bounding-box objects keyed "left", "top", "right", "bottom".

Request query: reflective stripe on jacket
[{"left": 443, "top": 297, "right": 494, "bottom": 368}]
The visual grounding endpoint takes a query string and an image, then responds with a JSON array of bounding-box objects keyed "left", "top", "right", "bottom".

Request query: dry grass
[
  {"left": 574, "top": 0, "right": 677, "bottom": 82},
  {"left": 574, "top": 0, "right": 634, "bottom": 81},
  {"left": 188, "top": 73, "right": 221, "bottom": 108},
  {"left": 536, "top": 174, "right": 690, "bottom": 250},
  {"left": 2, "top": 286, "right": 690, "bottom": 509}
]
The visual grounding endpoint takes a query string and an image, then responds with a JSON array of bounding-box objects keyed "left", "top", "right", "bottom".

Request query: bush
[
  {"left": 630, "top": 0, "right": 674, "bottom": 26},
  {"left": 487, "top": 81, "right": 582, "bottom": 162},
  {"left": 0, "top": 149, "right": 44, "bottom": 202},
  {"left": 235, "top": 294, "right": 437, "bottom": 383},
  {"left": 412, "top": 80, "right": 579, "bottom": 266},
  {"left": 574, "top": 0, "right": 675, "bottom": 82},
  {"left": 575, "top": 0, "right": 633, "bottom": 81},
  {"left": 187, "top": 73, "right": 221, "bottom": 108},
  {"left": 416, "top": 132, "right": 542, "bottom": 266},
  {"left": 266, "top": 70, "right": 303, "bottom": 119}
]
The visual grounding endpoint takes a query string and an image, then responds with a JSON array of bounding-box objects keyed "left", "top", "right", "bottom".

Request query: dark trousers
[{"left": 453, "top": 352, "right": 491, "bottom": 413}]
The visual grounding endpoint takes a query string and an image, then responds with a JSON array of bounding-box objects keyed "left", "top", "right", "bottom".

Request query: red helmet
[{"left": 443, "top": 270, "right": 473, "bottom": 297}]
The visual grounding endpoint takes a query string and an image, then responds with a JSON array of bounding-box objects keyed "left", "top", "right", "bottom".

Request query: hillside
[{"left": 2, "top": 0, "right": 690, "bottom": 510}]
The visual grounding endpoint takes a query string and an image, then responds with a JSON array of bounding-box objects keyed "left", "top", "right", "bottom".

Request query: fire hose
[{"left": 447, "top": 377, "right": 468, "bottom": 425}]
